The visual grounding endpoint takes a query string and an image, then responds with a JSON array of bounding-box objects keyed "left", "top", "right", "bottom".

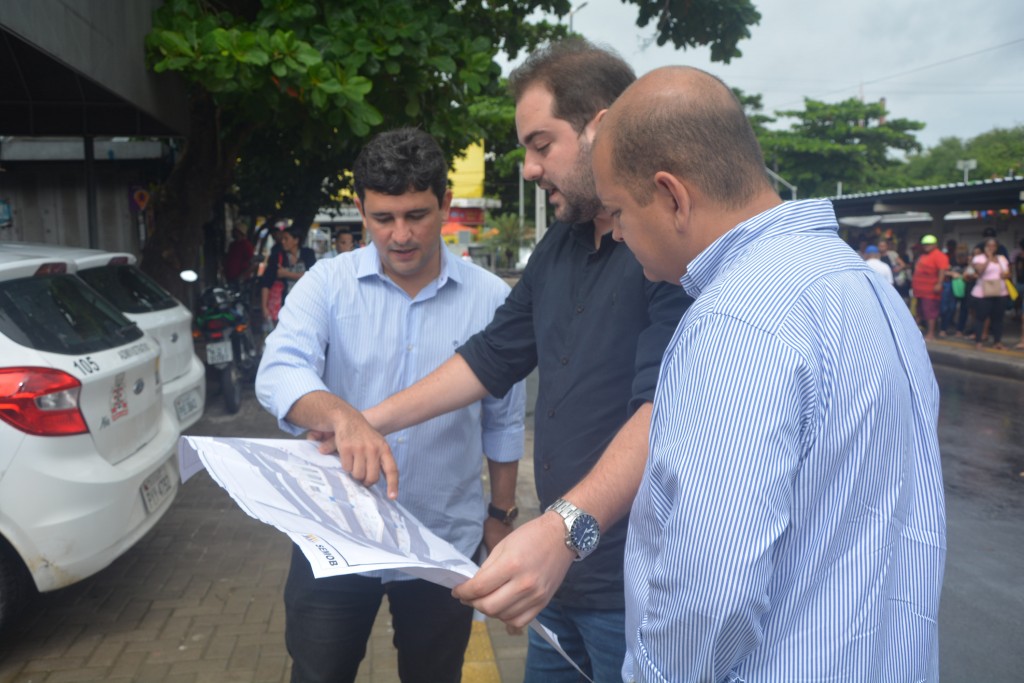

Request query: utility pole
[
  {"left": 568, "top": 1, "right": 588, "bottom": 32},
  {"left": 518, "top": 162, "right": 525, "bottom": 231}
]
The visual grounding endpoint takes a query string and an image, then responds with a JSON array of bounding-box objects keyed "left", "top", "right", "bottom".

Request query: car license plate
[
  {"left": 140, "top": 464, "right": 174, "bottom": 514},
  {"left": 174, "top": 388, "right": 202, "bottom": 423},
  {"left": 206, "top": 340, "right": 233, "bottom": 365}
]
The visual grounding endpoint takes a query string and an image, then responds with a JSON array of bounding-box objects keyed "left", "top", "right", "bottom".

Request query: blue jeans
[
  {"left": 940, "top": 281, "right": 958, "bottom": 332},
  {"left": 525, "top": 602, "right": 626, "bottom": 683}
]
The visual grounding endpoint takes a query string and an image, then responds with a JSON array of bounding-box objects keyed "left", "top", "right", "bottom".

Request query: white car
[
  {"left": 0, "top": 244, "right": 206, "bottom": 430},
  {"left": 0, "top": 249, "right": 180, "bottom": 631}
]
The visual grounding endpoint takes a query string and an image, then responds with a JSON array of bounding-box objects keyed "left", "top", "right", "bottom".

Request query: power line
[
  {"left": 777, "top": 37, "right": 1024, "bottom": 107},
  {"left": 859, "top": 37, "right": 1024, "bottom": 87}
]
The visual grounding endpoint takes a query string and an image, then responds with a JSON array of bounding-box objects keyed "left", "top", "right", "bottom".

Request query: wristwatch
[
  {"left": 487, "top": 503, "right": 519, "bottom": 526},
  {"left": 546, "top": 498, "right": 601, "bottom": 561}
]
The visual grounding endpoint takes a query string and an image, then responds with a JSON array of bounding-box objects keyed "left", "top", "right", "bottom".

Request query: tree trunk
[{"left": 140, "top": 92, "right": 244, "bottom": 306}]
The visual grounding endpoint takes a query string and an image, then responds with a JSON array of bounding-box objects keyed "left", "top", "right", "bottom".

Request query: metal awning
[
  {"left": 829, "top": 176, "right": 1024, "bottom": 219},
  {"left": 0, "top": 28, "right": 180, "bottom": 136}
]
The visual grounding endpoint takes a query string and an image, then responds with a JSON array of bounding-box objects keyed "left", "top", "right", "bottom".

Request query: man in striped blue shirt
[
  {"left": 256, "top": 128, "right": 526, "bottom": 683},
  {"left": 592, "top": 67, "right": 946, "bottom": 681}
]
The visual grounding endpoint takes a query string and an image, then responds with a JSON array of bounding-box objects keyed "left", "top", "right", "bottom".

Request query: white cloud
[{"left": 501, "top": 0, "right": 1024, "bottom": 148}]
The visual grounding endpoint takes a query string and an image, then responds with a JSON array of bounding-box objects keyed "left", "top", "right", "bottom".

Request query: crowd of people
[
  {"left": 858, "top": 229, "right": 1024, "bottom": 350},
  {"left": 220, "top": 221, "right": 360, "bottom": 338}
]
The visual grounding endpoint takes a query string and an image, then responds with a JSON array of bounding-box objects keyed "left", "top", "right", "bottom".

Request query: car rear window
[
  {"left": 77, "top": 264, "right": 178, "bottom": 314},
  {"left": 0, "top": 273, "right": 144, "bottom": 354}
]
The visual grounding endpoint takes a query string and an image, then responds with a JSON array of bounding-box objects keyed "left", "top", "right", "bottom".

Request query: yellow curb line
[{"left": 462, "top": 620, "right": 502, "bottom": 683}]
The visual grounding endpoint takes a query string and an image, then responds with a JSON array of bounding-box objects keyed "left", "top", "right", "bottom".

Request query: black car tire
[{"left": 0, "top": 539, "right": 34, "bottom": 635}]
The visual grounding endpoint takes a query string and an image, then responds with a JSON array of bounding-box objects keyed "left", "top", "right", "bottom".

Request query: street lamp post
[
  {"left": 568, "top": 1, "right": 588, "bottom": 32},
  {"left": 956, "top": 159, "right": 977, "bottom": 184}
]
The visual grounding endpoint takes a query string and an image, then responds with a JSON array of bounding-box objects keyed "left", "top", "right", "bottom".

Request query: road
[{"left": 934, "top": 365, "right": 1024, "bottom": 682}]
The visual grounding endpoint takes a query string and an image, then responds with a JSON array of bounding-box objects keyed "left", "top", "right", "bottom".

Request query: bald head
[{"left": 596, "top": 66, "right": 771, "bottom": 209}]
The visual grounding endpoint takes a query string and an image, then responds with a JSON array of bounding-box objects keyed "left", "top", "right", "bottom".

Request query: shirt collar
[
  {"left": 568, "top": 219, "right": 620, "bottom": 255},
  {"left": 679, "top": 199, "right": 838, "bottom": 298},
  {"left": 354, "top": 240, "right": 461, "bottom": 291}
]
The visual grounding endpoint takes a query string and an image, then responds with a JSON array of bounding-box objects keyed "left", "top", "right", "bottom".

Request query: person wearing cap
[
  {"left": 864, "top": 244, "right": 893, "bottom": 285},
  {"left": 911, "top": 234, "right": 949, "bottom": 340}
]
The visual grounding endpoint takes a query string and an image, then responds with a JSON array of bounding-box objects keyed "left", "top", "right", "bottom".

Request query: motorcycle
[{"left": 191, "top": 279, "right": 260, "bottom": 414}]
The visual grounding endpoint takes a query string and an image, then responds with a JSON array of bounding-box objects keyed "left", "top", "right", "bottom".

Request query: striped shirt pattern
[
  {"left": 624, "top": 200, "right": 946, "bottom": 682},
  {"left": 256, "top": 244, "right": 526, "bottom": 579}
]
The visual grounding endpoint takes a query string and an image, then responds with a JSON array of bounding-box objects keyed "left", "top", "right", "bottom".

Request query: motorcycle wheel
[
  {"left": 239, "top": 330, "right": 260, "bottom": 381},
  {"left": 221, "top": 364, "right": 243, "bottom": 414}
]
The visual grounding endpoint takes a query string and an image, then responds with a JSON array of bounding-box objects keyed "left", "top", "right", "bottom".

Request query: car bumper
[
  {"left": 162, "top": 354, "right": 207, "bottom": 431},
  {"left": 0, "top": 410, "right": 181, "bottom": 593}
]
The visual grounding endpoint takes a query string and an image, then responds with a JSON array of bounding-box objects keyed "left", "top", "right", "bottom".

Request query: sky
[{"left": 499, "top": 0, "right": 1024, "bottom": 150}]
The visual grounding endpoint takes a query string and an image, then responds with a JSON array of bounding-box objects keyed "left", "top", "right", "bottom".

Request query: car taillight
[
  {"left": 206, "top": 318, "right": 227, "bottom": 331},
  {"left": 0, "top": 368, "right": 88, "bottom": 436},
  {"left": 33, "top": 262, "right": 67, "bottom": 276}
]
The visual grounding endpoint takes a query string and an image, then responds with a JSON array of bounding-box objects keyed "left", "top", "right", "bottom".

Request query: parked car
[
  {"left": 0, "top": 249, "right": 180, "bottom": 632},
  {"left": 0, "top": 244, "right": 206, "bottom": 430}
]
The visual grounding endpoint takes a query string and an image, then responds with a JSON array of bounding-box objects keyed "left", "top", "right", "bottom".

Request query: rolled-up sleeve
[
  {"left": 458, "top": 263, "right": 539, "bottom": 399},
  {"left": 255, "top": 263, "right": 332, "bottom": 434},
  {"left": 480, "top": 378, "right": 526, "bottom": 462}
]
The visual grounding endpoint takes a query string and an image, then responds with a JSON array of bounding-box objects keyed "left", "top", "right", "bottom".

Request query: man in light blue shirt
[
  {"left": 255, "top": 128, "right": 526, "bottom": 683},
  {"left": 593, "top": 68, "right": 946, "bottom": 681}
]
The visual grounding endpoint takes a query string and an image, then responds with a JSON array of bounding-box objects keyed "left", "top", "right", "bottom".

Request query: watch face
[{"left": 569, "top": 515, "right": 600, "bottom": 552}]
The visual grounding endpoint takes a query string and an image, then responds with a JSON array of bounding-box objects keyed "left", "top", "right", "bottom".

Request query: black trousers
[
  {"left": 284, "top": 544, "right": 474, "bottom": 683},
  {"left": 973, "top": 295, "right": 1007, "bottom": 343}
]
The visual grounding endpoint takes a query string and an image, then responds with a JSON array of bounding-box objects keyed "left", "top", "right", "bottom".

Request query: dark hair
[
  {"left": 353, "top": 128, "right": 448, "bottom": 205},
  {"left": 508, "top": 38, "right": 635, "bottom": 134},
  {"left": 607, "top": 68, "right": 769, "bottom": 208}
]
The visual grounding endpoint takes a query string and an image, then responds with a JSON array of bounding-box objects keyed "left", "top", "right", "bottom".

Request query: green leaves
[
  {"left": 626, "top": 0, "right": 760, "bottom": 64},
  {"left": 142, "top": 0, "right": 768, "bottom": 284},
  {"left": 758, "top": 97, "right": 927, "bottom": 197}
]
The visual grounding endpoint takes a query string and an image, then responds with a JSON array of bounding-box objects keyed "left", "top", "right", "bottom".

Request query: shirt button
[
  {"left": 560, "top": 357, "right": 568, "bottom": 365},
  {"left": 543, "top": 463, "right": 550, "bottom": 471},
  {"left": 547, "top": 410, "right": 555, "bottom": 417},
  {"left": 575, "top": 304, "right": 584, "bottom": 314},
  {"left": 406, "top": 344, "right": 413, "bottom": 351}
]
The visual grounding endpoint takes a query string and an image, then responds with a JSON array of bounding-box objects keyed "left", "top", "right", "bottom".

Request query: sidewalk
[
  {"left": 0, "top": 377, "right": 541, "bottom": 683},
  {"left": 925, "top": 315, "right": 1024, "bottom": 381}
]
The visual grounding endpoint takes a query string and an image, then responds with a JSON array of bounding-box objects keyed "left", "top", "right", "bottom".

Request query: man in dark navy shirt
[{"left": 329, "top": 39, "right": 691, "bottom": 682}]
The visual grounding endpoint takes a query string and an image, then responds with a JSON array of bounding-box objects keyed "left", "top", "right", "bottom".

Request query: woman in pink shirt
[{"left": 971, "top": 238, "right": 1011, "bottom": 349}]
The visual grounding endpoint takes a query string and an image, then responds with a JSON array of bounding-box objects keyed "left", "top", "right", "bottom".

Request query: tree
[
  {"left": 901, "top": 136, "right": 969, "bottom": 186},
  {"left": 142, "top": 0, "right": 762, "bottom": 298},
  {"left": 732, "top": 87, "right": 775, "bottom": 137},
  {"left": 966, "top": 126, "right": 1024, "bottom": 179},
  {"left": 629, "top": 0, "right": 761, "bottom": 62},
  {"left": 479, "top": 211, "right": 535, "bottom": 271},
  {"left": 759, "top": 97, "right": 924, "bottom": 198},
  {"left": 891, "top": 126, "right": 1024, "bottom": 188}
]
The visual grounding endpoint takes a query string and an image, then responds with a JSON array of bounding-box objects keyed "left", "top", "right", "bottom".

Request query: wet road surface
[{"left": 935, "top": 365, "right": 1024, "bottom": 681}]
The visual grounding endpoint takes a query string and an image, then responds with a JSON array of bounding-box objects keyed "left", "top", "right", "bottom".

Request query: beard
[{"left": 551, "top": 138, "right": 604, "bottom": 224}]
